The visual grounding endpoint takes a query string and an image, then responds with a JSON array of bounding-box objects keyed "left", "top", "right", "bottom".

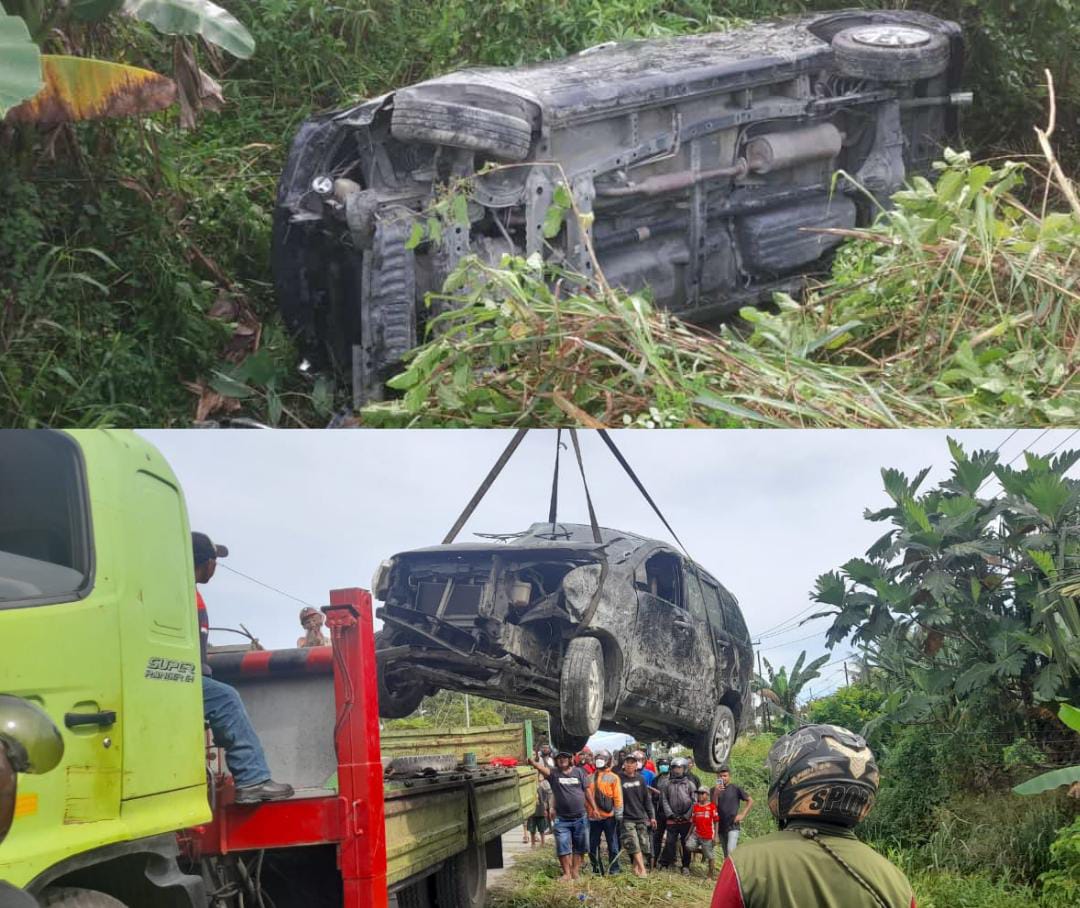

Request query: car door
[
  {"left": 695, "top": 572, "right": 744, "bottom": 698},
  {"left": 628, "top": 548, "right": 703, "bottom": 710}
]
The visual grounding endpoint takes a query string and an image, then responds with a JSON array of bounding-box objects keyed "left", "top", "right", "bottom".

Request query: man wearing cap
[
  {"left": 530, "top": 748, "right": 596, "bottom": 881},
  {"left": 617, "top": 752, "right": 656, "bottom": 877},
  {"left": 194, "top": 532, "right": 293, "bottom": 804},
  {"left": 710, "top": 725, "right": 915, "bottom": 908},
  {"left": 687, "top": 785, "right": 720, "bottom": 879},
  {"left": 297, "top": 606, "right": 330, "bottom": 648}
]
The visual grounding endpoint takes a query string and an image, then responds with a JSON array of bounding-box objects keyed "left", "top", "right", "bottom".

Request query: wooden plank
[{"left": 381, "top": 722, "right": 531, "bottom": 762}]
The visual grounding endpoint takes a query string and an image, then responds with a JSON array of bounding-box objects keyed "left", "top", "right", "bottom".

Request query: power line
[
  {"left": 753, "top": 604, "right": 826, "bottom": 639},
  {"left": 758, "top": 627, "right": 829, "bottom": 651},
  {"left": 217, "top": 562, "right": 319, "bottom": 609},
  {"left": 977, "top": 429, "right": 1052, "bottom": 495},
  {"left": 1043, "top": 428, "right": 1079, "bottom": 459}
]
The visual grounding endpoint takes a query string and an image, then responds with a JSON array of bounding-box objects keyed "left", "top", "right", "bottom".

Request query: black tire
[
  {"left": 40, "top": 889, "right": 128, "bottom": 908},
  {"left": 832, "top": 24, "right": 949, "bottom": 82},
  {"left": 390, "top": 93, "right": 533, "bottom": 162},
  {"left": 396, "top": 878, "right": 431, "bottom": 908},
  {"left": 548, "top": 712, "right": 589, "bottom": 754},
  {"left": 375, "top": 630, "right": 429, "bottom": 719},
  {"left": 433, "top": 836, "right": 486, "bottom": 908},
  {"left": 559, "top": 637, "right": 605, "bottom": 737},
  {"left": 694, "top": 704, "right": 737, "bottom": 772}
]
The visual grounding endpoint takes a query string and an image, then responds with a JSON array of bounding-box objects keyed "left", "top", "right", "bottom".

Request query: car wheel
[
  {"left": 375, "top": 630, "right": 429, "bottom": 719},
  {"left": 831, "top": 24, "right": 949, "bottom": 82},
  {"left": 559, "top": 637, "right": 605, "bottom": 737},
  {"left": 694, "top": 705, "right": 736, "bottom": 772},
  {"left": 548, "top": 712, "right": 589, "bottom": 754},
  {"left": 390, "top": 93, "right": 533, "bottom": 162}
]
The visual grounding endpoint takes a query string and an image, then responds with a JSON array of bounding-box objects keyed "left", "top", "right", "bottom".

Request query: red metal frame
[{"left": 184, "top": 588, "right": 388, "bottom": 908}]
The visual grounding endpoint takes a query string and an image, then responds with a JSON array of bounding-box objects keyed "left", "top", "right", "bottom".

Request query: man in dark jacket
[
  {"left": 660, "top": 756, "right": 697, "bottom": 874},
  {"left": 618, "top": 752, "right": 656, "bottom": 877},
  {"left": 710, "top": 725, "right": 916, "bottom": 908},
  {"left": 194, "top": 532, "right": 293, "bottom": 804}
]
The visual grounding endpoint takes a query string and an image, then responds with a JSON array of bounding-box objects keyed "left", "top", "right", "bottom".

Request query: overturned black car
[
  {"left": 274, "top": 9, "right": 966, "bottom": 402},
  {"left": 372, "top": 523, "right": 753, "bottom": 769}
]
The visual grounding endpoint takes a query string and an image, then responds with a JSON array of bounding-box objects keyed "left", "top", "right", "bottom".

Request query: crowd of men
[
  {"left": 528, "top": 743, "right": 752, "bottom": 881},
  {"left": 527, "top": 726, "right": 920, "bottom": 908}
]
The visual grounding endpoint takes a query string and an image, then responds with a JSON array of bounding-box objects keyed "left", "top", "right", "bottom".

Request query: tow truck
[{"left": 0, "top": 430, "right": 533, "bottom": 907}]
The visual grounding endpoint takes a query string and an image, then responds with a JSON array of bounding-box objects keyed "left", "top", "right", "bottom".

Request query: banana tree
[
  {"left": 1013, "top": 703, "right": 1080, "bottom": 796},
  {"left": 0, "top": 0, "right": 252, "bottom": 123},
  {"left": 754, "top": 650, "right": 830, "bottom": 730}
]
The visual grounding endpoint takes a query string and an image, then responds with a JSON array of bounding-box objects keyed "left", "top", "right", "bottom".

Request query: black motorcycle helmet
[{"left": 766, "top": 724, "right": 879, "bottom": 830}]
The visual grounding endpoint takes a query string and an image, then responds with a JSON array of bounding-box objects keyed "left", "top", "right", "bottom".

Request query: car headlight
[{"left": 371, "top": 559, "right": 393, "bottom": 600}]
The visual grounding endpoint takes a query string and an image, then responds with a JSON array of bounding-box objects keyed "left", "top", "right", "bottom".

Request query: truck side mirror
[{"left": 0, "top": 695, "right": 65, "bottom": 845}]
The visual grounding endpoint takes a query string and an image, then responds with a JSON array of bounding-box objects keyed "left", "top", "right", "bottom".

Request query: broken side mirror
[{"left": 0, "top": 695, "right": 65, "bottom": 845}]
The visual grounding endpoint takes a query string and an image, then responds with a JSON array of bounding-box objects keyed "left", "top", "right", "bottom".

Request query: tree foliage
[
  {"left": 811, "top": 439, "right": 1080, "bottom": 731},
  {"left": 805, "top": 683, "right": 886, "bottom": 735},
  {"left": 753, "top": 649, "right": 829, "bottom": 731}
]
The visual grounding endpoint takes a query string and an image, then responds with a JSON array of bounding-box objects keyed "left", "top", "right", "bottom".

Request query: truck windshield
[{"left": 0, "top": 431, "right": 91, "bottom": 606}]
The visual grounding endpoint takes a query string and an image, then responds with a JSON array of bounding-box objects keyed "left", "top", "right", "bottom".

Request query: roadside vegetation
[
  {"left": 492, "top": 438, "right": 1080, "bottom": 908},
  {"left": 2, "top": 0, "right": 1079, "bottom": 425}
]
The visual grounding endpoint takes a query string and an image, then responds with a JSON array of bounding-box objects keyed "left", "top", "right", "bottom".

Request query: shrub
[{"left": 806, "top": 685, "right": 886, "bottom": 736}]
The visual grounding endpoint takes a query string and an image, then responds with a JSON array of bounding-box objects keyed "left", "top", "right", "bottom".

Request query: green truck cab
[
  {"left": 0, "top": 430, "right": 209, "bottom": 899},
  {"left": 0, "top": 430, "right": 533, "bottom": 907}
]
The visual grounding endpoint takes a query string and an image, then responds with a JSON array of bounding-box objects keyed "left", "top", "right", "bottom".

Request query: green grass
[
  {"left": 3, "top": 0, "right": 1079, "bottom": 424},
  {"left": 361, "top": 150, "right": 1079, "bottom": 428}
]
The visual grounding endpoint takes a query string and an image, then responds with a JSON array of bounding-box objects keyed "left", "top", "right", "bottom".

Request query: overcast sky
[{"left": 141, "top": 428, "right": 1076, "bottom": 701}]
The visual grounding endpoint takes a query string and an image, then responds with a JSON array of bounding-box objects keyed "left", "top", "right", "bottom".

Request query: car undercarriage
[{"left": 274, "top": 9, "right": 966, "bottom": 403}]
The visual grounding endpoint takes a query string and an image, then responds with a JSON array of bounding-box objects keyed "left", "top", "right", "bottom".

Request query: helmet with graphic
[{"left": 766, "top": 724, "right": 879, "bottom": 830}]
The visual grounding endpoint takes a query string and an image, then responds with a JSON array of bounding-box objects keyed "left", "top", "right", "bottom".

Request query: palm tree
[{"left": 754, "top": 650, "right": 830, "bottom": 730}]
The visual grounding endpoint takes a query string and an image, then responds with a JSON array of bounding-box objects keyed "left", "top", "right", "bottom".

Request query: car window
[
  {"left": 699, "top": 577, "right": 726, "bottom": 631},
  {"left": 642, "top": 551, "right": 684, "bottom": 610},
  {"left": 685, "top": 566, "right": 708, "bottom": 622},
  {"left": 720, "top": 589, "right": 748, "bottom": 639},
  {"left": 0, "top": 431, "right": 92, "bottom": 607}
]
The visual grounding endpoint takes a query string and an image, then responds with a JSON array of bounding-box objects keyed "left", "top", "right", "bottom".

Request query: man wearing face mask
[
  {"left": 586, "top": 749, "right": 623, "bottom": 875},
  {"left": 652, "top": 756, "right": 671, "bottom": 867}
]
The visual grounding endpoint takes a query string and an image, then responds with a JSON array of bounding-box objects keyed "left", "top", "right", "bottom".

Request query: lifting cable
[{"left": 442, "top": 428, "right": 529, "bottom": 544}]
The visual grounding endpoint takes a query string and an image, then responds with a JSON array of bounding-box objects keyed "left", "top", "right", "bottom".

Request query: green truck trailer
[{"left": 0, "top": 430, "right": 533, "bottom": 907}]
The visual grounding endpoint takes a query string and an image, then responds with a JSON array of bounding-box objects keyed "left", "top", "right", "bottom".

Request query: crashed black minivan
[
  {"left": 372, "top": 522, "right": 753, "bottom": 769},
  {"left": 274, "top": 9, "right": 965, "bottom": 402}
]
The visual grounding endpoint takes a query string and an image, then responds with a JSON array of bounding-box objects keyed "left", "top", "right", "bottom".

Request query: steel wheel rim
[
  {"left": 713, "top": 713, "right": 734, "bottom": 763},
  {"left": 586, "top": 659, "right": 602, "bottom": 722}
]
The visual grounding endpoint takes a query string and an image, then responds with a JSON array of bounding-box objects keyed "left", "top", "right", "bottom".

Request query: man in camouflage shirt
[{"left": 711, "top": 725, "right": 915, "bottom": 908}]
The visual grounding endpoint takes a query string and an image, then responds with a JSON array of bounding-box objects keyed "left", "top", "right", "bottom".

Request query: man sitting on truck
[
  {"left": 530, "top": 748, "right": 596, "bottom": 882},
  {"left": 194, "top": 532, "right": 294, "bottom": 804}
]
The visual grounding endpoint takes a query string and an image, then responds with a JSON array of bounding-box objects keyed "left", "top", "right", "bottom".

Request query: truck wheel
[
  {"left": 41, "top": 889, "right": 128, "bottom": 907},
  {"left": 390, "top": 93, "right": 533, "bottom": 162},
  {"left": 396, "top": 878, "right": 432, "bottom": 908},
  {"left": 831, "top": 24, "right": 949, "bottom": 82},
  {"left": 433, "top": 835, "right": 486, "bottom": 908},
  {"left": 548, "top": 712, "right": 588, "bottom": 754},
  {"left": 694, "top": 705, "right": 736, "bottom": 772},
  {"left": 375, "top": 630, "right": 429, "bottom": 719},
  {"left": 559, "top": 637, "right": 605, "bottom": 737}
]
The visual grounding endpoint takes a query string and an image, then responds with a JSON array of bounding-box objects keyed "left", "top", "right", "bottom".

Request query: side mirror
[{"left": 0, "top": 696, "right": 65, "bottom": 845}]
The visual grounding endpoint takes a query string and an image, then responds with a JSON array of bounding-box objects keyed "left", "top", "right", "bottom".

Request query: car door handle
[
  {"left": 64, "top": 710, "right": 117, "bottom": 729},
  {"left": 673, "top": 618, "right": 693, "bottom": 631}
]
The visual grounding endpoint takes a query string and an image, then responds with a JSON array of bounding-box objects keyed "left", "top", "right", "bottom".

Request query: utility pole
[
  {"left": 464, "top": 694, "right": 471, "bottom": 728},
  {"left": 756, "top": 648, "right": 769, "bottom": 732},
  {"left": 843, "top": 661, "right": 849, "bottom": 686}
]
